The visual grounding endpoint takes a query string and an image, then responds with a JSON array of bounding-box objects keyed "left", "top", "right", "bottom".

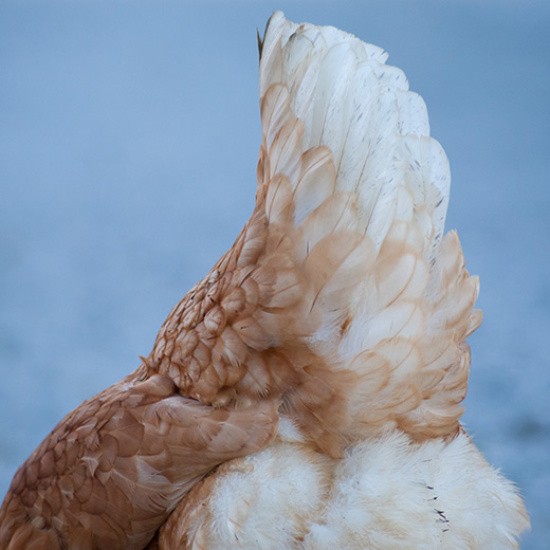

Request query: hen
[{"left": 0, "top": 12, "right": 529, "bottom": 549}]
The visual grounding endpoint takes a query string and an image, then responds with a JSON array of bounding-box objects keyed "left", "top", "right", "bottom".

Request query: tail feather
[
  {"left": 151, "top": 12, "right": 481, "bottom": 451},
  {"left": 255, "top": 13, "right": 481, "bottom": 442}
]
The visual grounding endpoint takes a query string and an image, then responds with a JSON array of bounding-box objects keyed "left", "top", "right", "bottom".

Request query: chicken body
[{"left": 0, "top": 11, "right": 529, "bottom": 549}]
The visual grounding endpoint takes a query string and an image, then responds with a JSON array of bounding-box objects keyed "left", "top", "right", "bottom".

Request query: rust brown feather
[{"left": 0, "top": 369, "right": 276, "bottom": 548}]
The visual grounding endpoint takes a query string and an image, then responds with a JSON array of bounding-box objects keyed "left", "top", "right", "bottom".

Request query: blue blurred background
[{"left": 1, "top": 1, "right": 548, "bottom": 547}]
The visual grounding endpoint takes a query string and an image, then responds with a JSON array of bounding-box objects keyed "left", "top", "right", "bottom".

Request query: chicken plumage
[
  {"left": 0, "top": 369, "right": 277, "bottom": 549},
  {"left": 0, "top": 11, "right": 529, "bottom": 549}
]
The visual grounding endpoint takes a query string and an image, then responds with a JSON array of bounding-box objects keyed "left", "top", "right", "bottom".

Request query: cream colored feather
[{"left": 0, "top": 11, "right": 528, "bottom": 549}]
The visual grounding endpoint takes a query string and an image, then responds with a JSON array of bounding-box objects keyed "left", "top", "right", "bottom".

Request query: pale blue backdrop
[{"left": 1, "top": 1, "right": 548, "bottom": 547}]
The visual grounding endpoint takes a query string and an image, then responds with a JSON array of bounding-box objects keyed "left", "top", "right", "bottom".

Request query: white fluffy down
[{"left": 199, "top": 429, "right": 527, "bottom": 549}]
